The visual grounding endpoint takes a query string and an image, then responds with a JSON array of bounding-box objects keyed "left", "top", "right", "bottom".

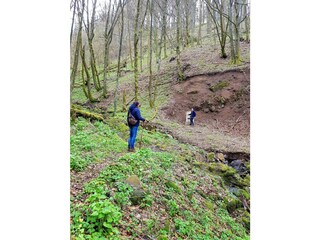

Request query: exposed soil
[{"left": 161, "top": 68, "right": 250, "bottom": 138}]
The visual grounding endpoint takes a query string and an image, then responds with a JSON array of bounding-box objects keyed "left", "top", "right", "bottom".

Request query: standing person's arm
[{"left": 135, "top": 109, "right": 145, "bottom": 122}]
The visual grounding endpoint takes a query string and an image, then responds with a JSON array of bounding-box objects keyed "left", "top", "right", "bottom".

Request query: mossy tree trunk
[{"left": 80, "top": 45, "right": 95, "bottom": 102}]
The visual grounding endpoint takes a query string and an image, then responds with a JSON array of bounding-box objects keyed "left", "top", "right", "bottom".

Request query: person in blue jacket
[
  {"left": 127, "top": 101, "right": 147, "bottom": 152},
  {"left": 189, "top": 108, "right": 196, "bottom": 126}
]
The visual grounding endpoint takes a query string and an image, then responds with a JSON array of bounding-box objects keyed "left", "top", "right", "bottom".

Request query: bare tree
[
  {"left": 70, "top": 0, "right": 85, "bottom": 98},
  {"left": 102, "top": 1, "right": 120, "bottom": 97},
  {"left": 133, "top": 0, "right": 149, "bottom": 101},
  {"left": 176, "top": 0, "right": 184, "bottom": 81},
  {"left": 83, "top": 0, "right": 101, "bottom": 91},
  {"left": 113, "top": 0, "right": 125, "bottom": 116},
  {"left": 197, "top": 0, "right": 203, "bottom": 45},
  {"left": 70, "top": 0, "right": 78, "bottom": 46},
  {"left": 205, "top": 0, "right": 229, "bottom": 58}
]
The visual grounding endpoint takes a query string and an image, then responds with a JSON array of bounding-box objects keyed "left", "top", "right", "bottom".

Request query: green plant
[
  {"left": 113, "top": 182, "right": 132, "bottom": 207},
  {"left": 210, "top": 81, "right": 229, "bottom": 92},
  {"left": 141, "top": 194, "right": 153, "bottom": 208},
  {"left": 84, "top": 193, "right": 122, "bottom": 236},
  {"left": 174, "top": 218, "right": 194, "bottom": 236},
  {"left": 167, "top": 199, "right": 179, "bottom": 216}
]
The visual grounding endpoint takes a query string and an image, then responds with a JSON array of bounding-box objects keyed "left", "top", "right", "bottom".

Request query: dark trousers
[
  {"left": 128, "top": 126, "right": 138, "bottom": 149},
  {"left": 190, "top": 117, "right": 194, "bottom": 126}
]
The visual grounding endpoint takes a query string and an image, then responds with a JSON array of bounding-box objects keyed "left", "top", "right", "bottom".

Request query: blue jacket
[
  {"left": 190, "top": 110, "right": 196, "bottom": 118},
  {"left": 128, "top": 103, "right": 145, "bottom": 127}
]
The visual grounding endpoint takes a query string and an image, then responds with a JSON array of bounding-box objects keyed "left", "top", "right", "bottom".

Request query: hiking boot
[{"left": 131, "top": 148, "right": 136, "bottom": 152}]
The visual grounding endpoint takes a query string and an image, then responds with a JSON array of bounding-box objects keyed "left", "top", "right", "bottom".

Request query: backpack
[{"left": 128, "top": 111, "right": 138, "bottom": 125}]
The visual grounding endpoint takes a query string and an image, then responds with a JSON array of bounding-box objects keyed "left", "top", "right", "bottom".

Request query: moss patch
[
  {"left": 209, "top": 81, "right": 229, "bottom": 92},
  {"left": 165, "top": 180, "right": 182, "bottom": 194}
]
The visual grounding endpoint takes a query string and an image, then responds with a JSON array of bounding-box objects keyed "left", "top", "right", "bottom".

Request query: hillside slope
[{"left": 71, "top": 41, "right": 250, "bottom": 239}]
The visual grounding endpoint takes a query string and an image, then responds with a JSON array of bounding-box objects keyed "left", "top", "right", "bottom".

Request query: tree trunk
[
  {"left": 70, "top": 0, "right": 77, "bottom": 46},
  {"left": 176, "top": 0, "right": 183, "bottom": 81},
  {"left": 234, "top": 0, "right": 241, "bottom": 63},
  {"left": 122, "top": 89, "right": 127, "bottom": 112},
  {"left": 127, "top": 11, "right": 134, "bottom": 68},
  {"left": 197, "top": 0, "right": 202, "bottom": 45},
  {"left": 219, "top": 0, "right": 228, "bottom": 58},
  {"left": 70, "top": 0, "right": 85, "bottom": 98},
  {"left": 162, "top": 0, "right": 168, "bottom": 58},
  {"left": 80, "top": 45, "right": 95, "bottom": 102},
  {"left": 139, "top": 24, "right": 144, "bottom": 73},
  {"left": 86, "top": 0, "right": 101, "bottom": 91},
  {"left": 71, "top": 105, "right": 104, "bottom": 121},
  {"left": 103, "top": 2, "right": 120, "bottom": 98},
  {"left": 184, "top": 0, "right": 190, "bottom": 47},
  {"left": 228, "top": 0, "right": 236, "bottom": 62},
  {"left": 133, "top": 0, "right": 141, "bottom": 101},
  {"left": 148, "top": 0, "right": 154, "bottom": 108},
  {"left": 113, "top": 0, "right": 125, "bottom": 116},
  {"left": 133, "top": 0, "right": 149, "bottom": 101},
  {"left": 244, "top": 0, "right": 250, "bottom": 42}
]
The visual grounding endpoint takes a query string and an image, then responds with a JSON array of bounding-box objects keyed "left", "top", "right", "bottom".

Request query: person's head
[
  {"left": 191, "top": 108, "right": 194, "bottom": 111},
  {"left": 134, "top": 101, "right": 141, "bottom": 108}
]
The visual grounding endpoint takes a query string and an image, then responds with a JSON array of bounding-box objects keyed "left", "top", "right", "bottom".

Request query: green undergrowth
[
  {"left": 70, "top": 117, "right": 127, "bottom": 171},
  {"left": 70, "top": 116, "right": 250, "bottom": 239}
]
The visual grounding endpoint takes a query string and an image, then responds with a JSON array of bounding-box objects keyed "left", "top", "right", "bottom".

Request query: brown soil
[{"left": 161, "top": 68, "right": 250, "bottom": 138}]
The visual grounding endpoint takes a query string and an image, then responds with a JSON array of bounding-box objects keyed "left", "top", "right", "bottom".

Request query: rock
[
  {"left": 216, "top": 153, "right": 225, "bottom": 161},
  {"left": 203, "top": 108, "right": 210, "bottom": 113},
  {"left": 230, "top": 160, "right": 247, "bottom": 176},
  {"left": 125, "top": 175, "right": 142, "bottom": 188},
  {"left": 209, "top": 106, "right": 216, "bottom": 112},
  {"left": 225, "top": 197, "right": 243, "bottom": 213},
  {"left": 130, "top": 189, "right": 146, "bottom": 205},
  {"left": 169, "top": 56, "right": 176, "bottom": 62},
  {"left": 187, "top": 90, "right": 199, "bottom": 94},
  {"left": 125, "top": 175, "right": 146, "bottom": 205},
  {"left": 209, "top": 162, "right": 245, "bottom": 187}
]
